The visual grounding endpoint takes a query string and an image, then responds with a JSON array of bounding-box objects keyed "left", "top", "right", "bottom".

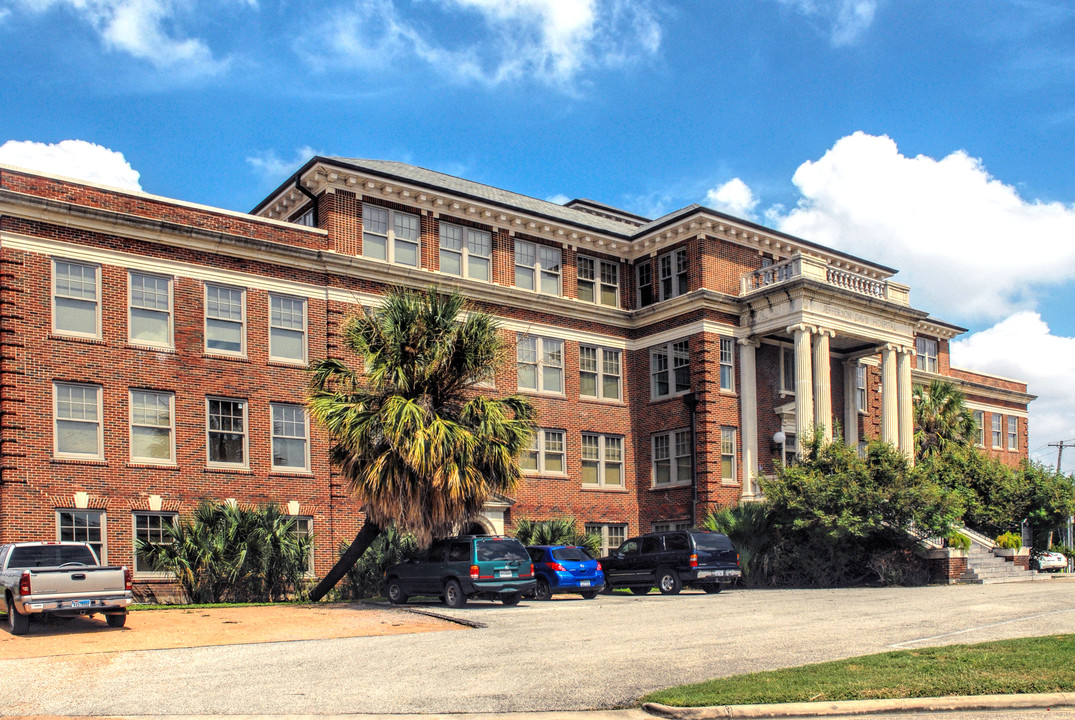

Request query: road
[{"left": 1, "top": 581, "right": 1074, "bottom": 716}]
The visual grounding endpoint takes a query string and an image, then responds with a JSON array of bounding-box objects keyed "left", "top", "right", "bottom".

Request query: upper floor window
[
  {"left": 973, "top": 410, "right": 985, "bottom": 447},
  {"left": 636, "top": 248, "right": 688, "bottom": 308},
  {"left": 272, "top": 403, "right": 309, "bottom": 471},
  {"left": 295, "top": 208, "right": 315, "bottom": 227},
  {"left": 53, "top": 259, "right": 100, "bottom": 338},
  {"left": 1007, "top": 416, "right": 1018, "bottom": 451},
  {"left": 916, "top": 337, "right": 938, "bottom": 373},
  {"left": 439, "top": 222, "right": 491, "bottom": 281},
  {"left": 781, "top": 346, "right": 796, "bottom": 394},
  {"left": 653, "top": 429, "right": 692, "bottom": 487},
  {"left": 517, "top": 335, "right": 563, "bottom": 394},
  {"left": 521, "top": 429, "right": 566, "bottom": 475},
  {"left": 650, "top": 339, "right": 690, "bottom": 399},
  {"left": 269, "top": 294, "right": 307, "bottom": 364},
  {"left": 581, "top": 433, "right": 623, "bottom": 488},
  {"left": 719, "top": 337, "right": 735, "bottom": 391},
  {"left": 514, "top": 240, "right": 561, "bottom": 295},
  {"left": 637, "top": 261, "right": 654, "bottom": 307},
  {"left": 855, "top": 364, "right": 868, "bottom": 412},
  {"left": 580, "top": 346, "right": 621, "bottom": 401},
  {"left": 720, "top": 427, "right": 736, "bottom": 483},
  {"left": 578, "top": 256, "right": 618, "bottom": 307},
  {"left": 363, "top": 204, "right": 419, "bottom": 267},
  {"left": 129, "top": 272, "right": 173, "bottom": 348},
  {"left": 130, "top": 389, "right": 174, "bottom": 463},
  {"left": 54, "top": 381, "right": 102, "bottom": 459},
  {"left": 991, "top": 414, "right": 1003, "bottom": 449},
  {"left": 205, "top": 284, "right": 245, "bottom": 356},
  {"left": 207, "top": 397, "right": 247, "bottom": 467}
]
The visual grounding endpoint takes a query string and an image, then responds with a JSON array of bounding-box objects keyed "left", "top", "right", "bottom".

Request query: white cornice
[{"left": 964, "top": 400, "right": 1029, "bottom": 419}]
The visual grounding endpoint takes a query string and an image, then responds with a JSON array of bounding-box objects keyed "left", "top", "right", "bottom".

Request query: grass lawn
[{"left": 643, "top": 635, "right": 1075, "bottom": 707}]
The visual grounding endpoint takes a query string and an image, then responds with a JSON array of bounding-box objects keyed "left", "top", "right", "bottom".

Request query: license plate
[
  {"left": 579, "top": 580, "right": 590, "bottom": 587},
  {"left": 697, "top": 571, "right": 714, "bottom": 578},
  {"left": 71, "top": 600, "right": 90, "bottom": 608},
  {"left": 498, "top": 570, "right": 512, "bottom": 578}
]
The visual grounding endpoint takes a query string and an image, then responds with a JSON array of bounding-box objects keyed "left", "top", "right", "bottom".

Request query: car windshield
[
  {"left": 691, "top": 533, "right": 733, "bottom": 552},
  {"left": 551, "top": 547, "right": 591, "bottom": 562},
  {"left": 8, "top": 545, "right": 97, "bottom": 568},
  {"left": 475, "top": 539, "right": 529, "bottom": 563}
]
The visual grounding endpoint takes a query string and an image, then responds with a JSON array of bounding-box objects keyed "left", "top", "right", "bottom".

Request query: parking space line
[{"left": 890, "top": 608, "right": 1075, "bottom": 648}]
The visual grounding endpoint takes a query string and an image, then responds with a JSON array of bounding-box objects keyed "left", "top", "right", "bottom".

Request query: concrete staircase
[{"left": 958, "top": 544, "right": 1051, "bottom": 584}]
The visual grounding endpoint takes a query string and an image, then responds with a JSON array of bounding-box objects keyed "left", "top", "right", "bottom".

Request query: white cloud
[
  {"left": 546, "top": 193, "right": 570, "bottom": 205},
  {"left": 705, "top": 178, "right": 758, "bottom": 220},
  {"left": 246, "top": 146, "right": 320, "bottom": 181},
  {"left": 775, "top": 132, "right": 1075, "bottom": 323},
  {"left": 775, "top": 0, "right": 878, "bottom": 46},
  {"left": 4, "top": 0, "right": 229, "bottom": 76},
  {"left": 951, "top": 312, "right": 1075, "bottom": 470},
  {"left": 0, "top": 139, "right": 141, "bottom": 190},
  {"left": 299, "top": 0, "right": 661, "bottom": 88}
]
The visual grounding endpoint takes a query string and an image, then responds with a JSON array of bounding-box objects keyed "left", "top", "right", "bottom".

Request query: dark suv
[
  {"left": 599, "top": 530, "right": 740, "bottom": 595},
  {"left": 383, "top": 535, "right": 536, "bottom": 608}
]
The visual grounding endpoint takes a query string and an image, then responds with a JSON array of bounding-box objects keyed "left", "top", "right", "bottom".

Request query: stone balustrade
[{"left": 740, "top": 252, "right": 910, "bottom": 306}]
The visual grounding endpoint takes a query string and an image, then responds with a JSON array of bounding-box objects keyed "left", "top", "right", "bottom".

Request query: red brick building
[{"left": 0, "top": 158, "right": 1033, "bottom": 592}]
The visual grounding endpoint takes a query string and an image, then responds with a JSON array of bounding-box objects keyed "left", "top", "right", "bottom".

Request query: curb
[{"left": 642, "top": 692, "right": 1075, "bottom": 718}]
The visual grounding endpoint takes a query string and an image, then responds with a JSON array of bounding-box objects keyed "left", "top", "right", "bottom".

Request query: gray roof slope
[{"left": 325, "top": 157, "right": 641, "bottom": 237}]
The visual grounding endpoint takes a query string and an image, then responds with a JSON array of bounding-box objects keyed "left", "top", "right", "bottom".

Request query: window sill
[
  {"left": 650, "top": 392, "right": 691, "bottom": 403},
  {"left": 133, "top": 572, "right": 175, "bottom": 581},
  {"left": 579, "top": 397, "right": 626, "bottom": 407},
  {"left": 518, "top": 390, "right": 568, "bottom": 400},
  {"left": 126, "top": 343, "right": 176, "bottom": 354},
  {"left": 719, "top": 390, "right": 738, "bottom": 397},
  {"left": 204, "top": 466, "right": 253, "bottom": 474},
  {"left": 270, "top": 470, "right": 314, "bottom": 477},
  {"left": 51, "top": 457, "right": 106, "bottom": 466},
  {"left": 581, "top": 486, "right": 628, "bottom": 493},
  {"left": 127, "top": 462, "right": 180, "bottom": 470},
  {"left": 202, "top": 353, "right": 250, "bottom": 363},
  {"left": 521, "top": 472, "right": 570, "bottom": 480},
  {"left": 49, "top": 333, "right": 105, "bottom": 345},
  {"left": 267, "top": 360, "right": 309, "bottom": 369},
  {"left": 650, "top": 482, "right": 691, "bottom": 491}
]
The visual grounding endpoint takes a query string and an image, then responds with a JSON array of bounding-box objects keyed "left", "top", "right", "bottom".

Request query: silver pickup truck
[{"left": 1, "top": 541, "right": 133, "bottom": 635}]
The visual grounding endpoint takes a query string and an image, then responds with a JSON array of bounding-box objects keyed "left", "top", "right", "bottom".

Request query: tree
[
  {"left": 512, "top": 517, "right": 601, "bottom": 557},
  {"left": 913, "top": 380, "right": 976, "bottom": 460},
  {"left": 699, "top": 503, "right": 773, "bottom": 587},
  {"left": 305, "top": 287, "right": 536, "bottom": 601}
]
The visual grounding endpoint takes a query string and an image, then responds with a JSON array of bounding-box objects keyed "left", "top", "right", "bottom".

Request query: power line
[{"left": 1047, "top": 440, "right": 1075, "bottom": 473}]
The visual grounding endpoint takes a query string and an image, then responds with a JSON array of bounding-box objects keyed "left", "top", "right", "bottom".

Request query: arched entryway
[{"left": 463, "top": 517, "right": 494, "bottom": 535}]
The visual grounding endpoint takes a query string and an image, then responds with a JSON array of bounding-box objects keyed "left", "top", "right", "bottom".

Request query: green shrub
[
  {"left": 995, "top": 531, "right": 1022, "bottom": 550},
  {"left": 700, "top": 504, "right": 772, "bottom": 587},
  {"left": 1050, "top": 543, "right": 1074, "bottom": 559},
  {"left": 512, "top": 517, "right": 601, "bottom": 557},
  {"left": 946, "top": 532, "right": 971, "bottom": 552},
  {"left": 333, "top": 526, "right": 420, "bottom": 600}
]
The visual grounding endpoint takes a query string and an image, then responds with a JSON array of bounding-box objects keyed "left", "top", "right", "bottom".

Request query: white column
[
  {"left": 738, "top": 338, "right": 760, "bottom": 500},
  {"left": 897, "top": 346, "right": 915, "bottom": 464},
  {"left": 843, "top": 361, "right": 859, "bottom": 448},
  {"left": 881, "top": 344, "right": 899, "bottom": 445},
  {"left": 790, "top": 324, "right": 815, "bottom": 449},
  {"left": 812, "top": 329, "right": 834, "bottom": 443}
]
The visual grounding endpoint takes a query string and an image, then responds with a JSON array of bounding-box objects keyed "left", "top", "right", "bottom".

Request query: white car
[{"left": 1033, "top": 551, "right": 1068, "bottom": 573}]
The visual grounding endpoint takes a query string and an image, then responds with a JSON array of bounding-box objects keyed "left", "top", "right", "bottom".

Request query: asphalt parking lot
[{"left": 2, "top": 581, "right": 1074, "bottom": 716}]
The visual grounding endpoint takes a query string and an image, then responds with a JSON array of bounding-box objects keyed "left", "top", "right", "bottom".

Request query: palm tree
[
  {"left": 305, "top": 287, "right": 536, "bottom": 601},
  {"left": 512, "top": 517, "right": 601, "bottom": 557},
  {"left": 700, "top": 503, "right": 773, "bottom": 587},
  {"left": 912, "top": 380, "right": 976, "bottom": 461}
]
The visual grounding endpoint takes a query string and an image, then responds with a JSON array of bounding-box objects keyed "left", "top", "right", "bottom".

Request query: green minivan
[{"left": 383, "top": 535, "right": 536, "bottom": 608}]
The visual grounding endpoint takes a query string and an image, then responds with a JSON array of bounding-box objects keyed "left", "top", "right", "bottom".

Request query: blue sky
[{"left": 2, "top": 0, "right": 1074, "bottom": 467}]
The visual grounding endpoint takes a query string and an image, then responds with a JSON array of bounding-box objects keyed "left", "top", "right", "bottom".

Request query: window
[
  {"left": 991, "top": 414, "right": 1003, "bottom": 449},
  {"left": 514, "top": 239, "right": 561, "bottom": 295},
  {"left": 272, "top": 403, "right": 309, "bottom": 471},
  {"left": 205, "top": 284, "right": 245, "bottom": 355},
  {"left": 439, "top": 222, "right": 491, "bottom": 281},
  {"left": 855, "top": 364, "right": 868, "bottom": 413},
  {"left": 54, "top": 382, "right": 102, "bottom": 458},
  {"left": 637, "top": 261, "right": 654, "bottom": 307},
  {"left": 517, "top": 335, "right": 564, "bottom": 394},
  {"left": 207, "top": 398, "right": 247, "bottom": 466},
  {"left": 916, "top": 337, "right": 938, "bottom": 373},
  {"left": 292, "top": 516, "right": 314, "bottom": 574},
  {"left": 130, "top": 390, "right": 174, "bottom": 463},
  {"left": 269, "top": 294, "right": 307, "bottom": 364},
  {"left": 581, "top": 434, "right": 623, "bottom": 488},
  {"left": 719, "top": 337, "right": 735, "bottom": 391},
  {"left": 295, "top": 208, "right": 315, "bottom": 227},
  {"left": 129, "top": 272, "right": 172, "bottom": 347},
  {"left": 653, "top": 429, "right": 692, "bottom": 487},
  {"left": 53, "top": 259, "right": 100, "bottom": 337},
  {"left": 650, "top": 339, "right": 690, "bottom": 398},
  {"left": 521, "top": 429, "right": 565, "bottom": 475},
  {"left": 973, "top": 410, "right": 985, "bottom": 447},
  {"left": 659, "top": 248, "right": 689, "bottom": 301},
  {"left": 133, "top": 512, "right": 175, "bottom": 573},
  {"left": 783, "top": 432, "right": 798, "bottom": 465},
  {"left": 362, "top": 204, "right": 420, "bottom": 266},
  {"left": 585, "top": 523, "right": 627, "bottom": 556},
  {"left": 578, "top": 256, "right": 618, "bottom": 306},
  {"left": 652, "top": 521, "right": 692, "bottom": 532},
  {"left": 580, "top": 346, "right": 621, "bottom": 401},
  {"left": 781, "top": 346, "right": 796, "bottom": 394},
  {"left": 58, "top": 510, "right": 105, "bottom": 563},
  {"left": 1008, "top": 416, "right": 1018, "bottom": 451},
  {"left": 721, "top": 426, "right": 737, "bottom": 483}
]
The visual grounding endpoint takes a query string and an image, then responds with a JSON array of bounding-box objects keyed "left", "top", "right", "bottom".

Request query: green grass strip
[{"left": 643, "top": 635, "right": 1075, "bottom": 707}]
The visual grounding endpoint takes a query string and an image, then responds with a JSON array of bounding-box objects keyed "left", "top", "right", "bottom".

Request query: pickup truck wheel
[
  {"left": 703, "top": 583, "right": 723, "bottom": 594},
  {"left": 7, "top": 601, "right": 29, "bottom": 635},
  {"left": 385, "top": 579, "right": 408, "bottom": 605},
  {"left": 657, "top": 568, "right": 682, "bottom": 595},
  {"left": 501, "top": 592, "right": 522, "bottom": 606},
  {"left": 629, "top": 586, "right": 650, "bottom": 595},
  {"left": 105, "top": 611, "right": 127, "bottom": 628},
  {"left": 442, "top": 579, "right": 467, "bottom": 609}
]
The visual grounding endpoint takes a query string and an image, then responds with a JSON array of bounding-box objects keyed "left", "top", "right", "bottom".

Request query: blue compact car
[{"left": 525, "top": 545, "right": 605, "bottom": 600}]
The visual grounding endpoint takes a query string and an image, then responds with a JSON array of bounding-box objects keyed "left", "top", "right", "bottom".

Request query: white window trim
[
  {"left": 132, "top": 511, "right": 177, "bottom": 576},
  {"left": 780, "top": 345, "right": 796, "bottom": 396},
  {"left": 362, "top": 203, "right": 421, "bottom": 267},
  {"left": 127, "top": 270, "right": 174, "bottom": 349},
  {"left": 916, "top": 337, "right": 939, "bottom": 373},
  {"left": 514, "top": 239, "right": 562, "bottom": 296},
  {"left": 855, "top": 364, "right": 868, "bottom": 414},
  {"left": 636, "top": 260, "right": 654, "bottom": 307},
  {"left": 271, "top": 402, "right": 312, "bottom": 472},
  {"left": 991, "top": 414, "right": 1003, "bottom": 450},
  {"left": 53, "top": 381, "right": 104, "bottom": 460},
  {"left": 268, "top": 293, "right": 309, "bottom": 365},
  {"left": 52, "top": 258, "right": 101, "bottom": 340},
  {"left": 206, "top": 396, "right": 249, "bottom": 469},
  {"left": 522, "top": 429, "right": 567, "bottom": 476},
  {"left": 128, "top": 389, "right": 176, "bottom": 465},
  {"left": 438, "top": 221, "right": 492, "bottom": 282},
  {"left": 1007, "top": 416, "right": 1018, "bottom": 451},
  {"left": 204, "top": 283, "right": 247, "bottom": 358},
  {"left": 585, "top": 523, "right": 627, "bottom": 557},
  {"left": 581, "top": 433, "right": 624, "bottom": 489},
  {"left": 719, "top": 337, "right": 736, "bottom": 392},
  {"left": 516, "top": 335, "right": 565, "bottom": 396},
  {"left": 650, "top": 339, "right": 691, "bottom": 400},
  {"left": 652, "top": 521, "right": 692, "bottom": 532},
  {"left": 973, "top": 410, "right": 985, "bottom": 448},
  {"left": 580, "top": 345, "right": 622, "bottom": 401},
  {"left": 652, "top": 428, "right": 692, "bottom": 488},
  {"left": 56, "top": 509, "right": 107, "bottom": 564},
  {"left": 657, "top": 248, "right": 689, "bottom": 302},
  {"left": 292, "top": 515, "right": 315, "bottom": 576},
  {"left": 577, "top": 255, "right": 620, "bottom": 307},
  {"left": 720, "top": 426, "right": 737, "bottom": 485}
]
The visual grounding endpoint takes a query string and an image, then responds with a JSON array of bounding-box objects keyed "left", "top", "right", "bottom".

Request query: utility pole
[{"left": 1048, "top": 440, "right": 1075, "bottom": 473}]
